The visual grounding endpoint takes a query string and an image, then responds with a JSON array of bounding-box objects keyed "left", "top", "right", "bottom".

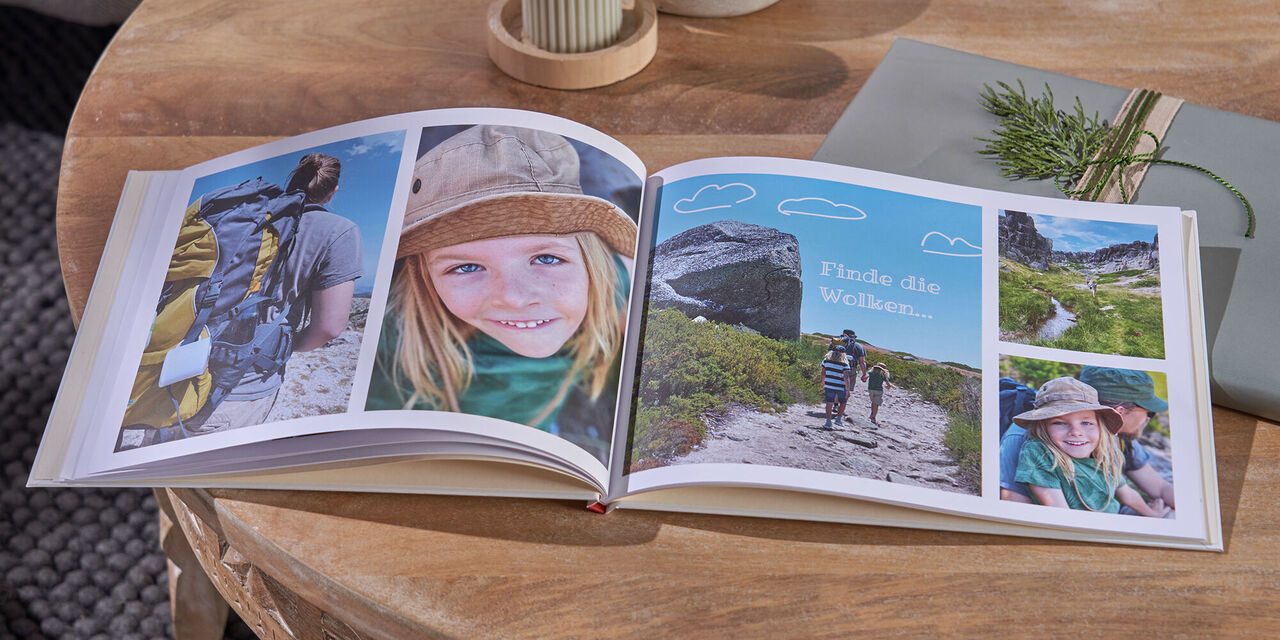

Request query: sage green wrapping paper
[{"left": 815, "top": 39, "right": 1277, "bottom": 420}]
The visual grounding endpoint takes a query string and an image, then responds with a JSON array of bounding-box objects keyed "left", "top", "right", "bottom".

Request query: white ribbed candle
[{"left": 522, "top": 0, "right": 622, "bottom": 53}]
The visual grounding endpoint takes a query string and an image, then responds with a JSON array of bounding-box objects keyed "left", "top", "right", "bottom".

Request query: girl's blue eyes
[
  {"left": 1049, "top": 420, "right": 1095, "bottom": 427},
  {"left": 446, "top": 254, "right": 565, "bottom": 274}
]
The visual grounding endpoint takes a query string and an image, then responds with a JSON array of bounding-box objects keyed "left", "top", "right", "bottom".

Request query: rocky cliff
[
  {"left": 999, "top": 211, "right": 1158, "bottom": 273},
  {"left": 649, "top": 220, "right": 802, "bottom": 340},
  {"left": 998, "top": 211, "right": 1053, "bottom": 270},
  {"left": 1055, "top": 236, "right": 1159, "bottom": 272}
]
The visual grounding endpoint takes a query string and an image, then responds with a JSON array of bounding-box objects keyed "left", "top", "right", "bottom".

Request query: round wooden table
[{"left": 59, "top": 1, "right": 1280, "bottom": 638}]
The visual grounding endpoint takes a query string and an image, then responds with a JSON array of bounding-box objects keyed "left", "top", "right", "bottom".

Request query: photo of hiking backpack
[
  {"left": 120, "top": 178, "right": 313, "bottom": 440},
  {"left": 998, "top": 376, "right": 1037, "bottom": 437}
]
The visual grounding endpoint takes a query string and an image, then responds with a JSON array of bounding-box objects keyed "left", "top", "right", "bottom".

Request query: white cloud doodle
[
  {"left": 921, "top": 231, "right": 981, "bottom": 257},
  {"left": 777, "top": 197, "right": 867, "bottom": 221},
  {"left": 673, "top": 183, "right": 757, "bottom": 213}
]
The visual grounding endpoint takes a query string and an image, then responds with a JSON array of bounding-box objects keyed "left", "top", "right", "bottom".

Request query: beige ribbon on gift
[
  {"left": 1068, "top": 89, "right": 1254, "bottom": 237},
  {"left": 1072, "top": 89, "right": 1184, "bottom": 203}
]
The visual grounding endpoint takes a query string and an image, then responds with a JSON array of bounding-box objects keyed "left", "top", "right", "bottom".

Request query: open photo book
[{"left": 30, "top": 108, "right": 1221, "bottom": 550}]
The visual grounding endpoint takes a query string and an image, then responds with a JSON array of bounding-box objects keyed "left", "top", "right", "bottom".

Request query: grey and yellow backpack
[{"left": 121, "top": 178, "right": 309, "bottom": 437}]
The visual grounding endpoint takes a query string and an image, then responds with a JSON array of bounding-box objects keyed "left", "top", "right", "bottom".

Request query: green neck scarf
[
  {"left": 368, "top": 254, "right": 631, "bottom": 432},
  {"left": 457, "top": 332, "right": 576, "bottom": 432}
]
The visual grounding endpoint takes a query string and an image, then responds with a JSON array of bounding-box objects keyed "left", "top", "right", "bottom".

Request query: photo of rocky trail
[
  {"left": 266, "top": 295, "right": 369, "bottom": 421},
  {"left": 629, "top": 219, "right": 980, "bottom": 493},
  {"left": 999, "top": 211, "right": 1165, "bottom": 358},
  {"left": 674, "top": 367, "right": 977, "bottom": 495}
]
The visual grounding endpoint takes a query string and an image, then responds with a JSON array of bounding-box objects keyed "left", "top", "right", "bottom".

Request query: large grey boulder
[{"left": 649, "top": 220, "right": 802, "bottom": 340}]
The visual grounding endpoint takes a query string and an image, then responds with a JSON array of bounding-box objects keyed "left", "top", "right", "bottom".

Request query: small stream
[{"left": 1036, "top": 296, "right": 1076, "bottom": 341}]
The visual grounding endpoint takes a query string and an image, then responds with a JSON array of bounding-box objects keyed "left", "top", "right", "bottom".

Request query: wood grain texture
[
  {"left": 156, "top": 489, "right": 230, "bottom": 640},
  {"left": 59, "top": 0, "right": 1280, "bottom": 637}
]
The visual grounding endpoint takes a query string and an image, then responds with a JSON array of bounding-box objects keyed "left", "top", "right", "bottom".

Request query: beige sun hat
[
  {"left": 1011, "top": 376, "right": 1124, "bottom": 434},
  {"left": 397, "top": 125, "right": 638, "bottom": 260}
]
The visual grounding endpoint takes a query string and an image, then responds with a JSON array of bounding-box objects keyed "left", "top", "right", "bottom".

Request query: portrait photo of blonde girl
[{"left": 366, "top": 124, "right": 641, "bottom": 462}]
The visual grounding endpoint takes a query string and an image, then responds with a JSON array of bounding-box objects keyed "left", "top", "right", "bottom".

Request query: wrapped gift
[{"left": 816, "top": 38, "right": 1278, "bottom": 420}]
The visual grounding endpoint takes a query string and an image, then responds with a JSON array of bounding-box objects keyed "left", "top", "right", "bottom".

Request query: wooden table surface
[{"left": 59, "top": 1, "right": 1280, "bottom": 637}]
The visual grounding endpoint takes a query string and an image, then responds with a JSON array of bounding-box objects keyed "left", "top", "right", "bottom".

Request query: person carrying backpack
[
  {"left": 841, "top": 329, "right": 868, "bottom": 383},
  {"left": 126, "top": 153, "right": 363, "bottom": 446},
  {"left": 820, "top": 345, "right": 852, "bottom": 429}
]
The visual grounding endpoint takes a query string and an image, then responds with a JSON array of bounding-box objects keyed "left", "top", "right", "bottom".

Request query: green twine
[{"left": 979, "top": 82, "right": 1256, "bottom": 238}]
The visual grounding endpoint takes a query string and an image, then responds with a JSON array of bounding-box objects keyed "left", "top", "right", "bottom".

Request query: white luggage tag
[{"left": 157, "top": 335, "right": 212, "bottom": 387}]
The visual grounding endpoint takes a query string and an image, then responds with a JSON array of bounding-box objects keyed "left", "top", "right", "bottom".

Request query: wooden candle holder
[{"left": 487, "top": 0, "right": 658, "bottom": 90}]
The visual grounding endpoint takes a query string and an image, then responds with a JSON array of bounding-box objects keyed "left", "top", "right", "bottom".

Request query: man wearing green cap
[{"left": 1078, "top": 366, "right": 1176, "bottom": 512}]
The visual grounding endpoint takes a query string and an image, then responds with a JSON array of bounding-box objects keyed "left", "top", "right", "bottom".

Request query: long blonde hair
[
  {"left": 388, "top": 231, "right": 623, "bottom": 426},
  {"left": 823, "top": 350, "right": 848, "bottom": 365},
  {"left": 1027, "top": 413, "right": 1126, "bottom": 511}
]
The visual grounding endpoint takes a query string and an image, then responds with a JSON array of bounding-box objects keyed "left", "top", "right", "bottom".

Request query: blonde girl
[
  {"left": 820, "top": 345, "right": 852, "bottom": 428},
  {"left": 367, "top": 125, "right": 638, "bottom": 435},
  {"left": 1013, "top": 377, "right": 1168, "bottom": 516}
]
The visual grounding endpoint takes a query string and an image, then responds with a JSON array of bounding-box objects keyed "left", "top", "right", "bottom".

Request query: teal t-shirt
[
  {"left": 1014, "top": 439, "right": 1121, "bottom": 513},
  {"left": 867, "top": 368, "right": 889, "bottom": 391}
]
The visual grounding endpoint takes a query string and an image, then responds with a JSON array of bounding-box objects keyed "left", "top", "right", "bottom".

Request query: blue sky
[
  {"left": 190, "top": 131, "right": 405, "bottom": 295},
  {"left": 1026, "top": 212, "right": 1158, "bottom": 253},
  {"left": 652, "top": 173, "right": 983, "bottom": 368}
]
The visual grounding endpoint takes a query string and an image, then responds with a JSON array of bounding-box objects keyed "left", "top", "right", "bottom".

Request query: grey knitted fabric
[{"left": 0, "top": 7, "right": 254, "bottom": 640}]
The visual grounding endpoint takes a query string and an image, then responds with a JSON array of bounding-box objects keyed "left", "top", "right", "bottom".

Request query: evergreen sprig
[
  {"left": 976, "top": 80, "right": 1112, "bottom": 191},
  {"left": 977, "top": 80, "right": 1255, "bottom": 237}
]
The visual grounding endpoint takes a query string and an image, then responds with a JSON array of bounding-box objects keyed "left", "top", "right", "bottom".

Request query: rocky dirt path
[
  {"left": 266, "top": 297, "right": 369, "bottom": 422},
  {"left": 671, "top": 384, "right": 977, "bottom": 495}
]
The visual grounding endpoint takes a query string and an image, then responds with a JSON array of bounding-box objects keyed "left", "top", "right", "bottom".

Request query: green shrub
[
  {"left": 943, "top": 410, "right": 981, "bottom": 482},
  {"left": 628, "top": 310, "right": 825, "bottom": 467},
  {"left": 999, "top": 263, "right": 1055, "bottom": 332}
]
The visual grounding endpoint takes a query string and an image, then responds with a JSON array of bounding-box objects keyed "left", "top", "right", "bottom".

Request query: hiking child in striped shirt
[{"left": 821, "top": 345, "right": 853, "bottom": 429}]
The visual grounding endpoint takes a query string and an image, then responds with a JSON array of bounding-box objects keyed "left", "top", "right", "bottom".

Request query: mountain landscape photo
[{"left": 997, "top": 211, "right": 1164, "bottom": 358}]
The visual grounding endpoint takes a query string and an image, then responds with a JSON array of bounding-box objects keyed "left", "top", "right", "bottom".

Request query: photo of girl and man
[{"left": 998, "top": 357, "right": 1175, "bottom": 518}]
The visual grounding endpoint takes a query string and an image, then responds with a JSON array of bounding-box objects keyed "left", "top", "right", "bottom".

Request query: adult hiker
[
  {"left": 129, "top": 152, "right": 362, "bottom": 447},
  {"left": 841, "top": 329, "right": 869, "bottom": 382},
  {"left": 866, "top": 362, "right": 893, "bottom": 425},
  {"left": 1079, "top": 366, "right": 1176, "bottom": 513},
  {"left": 820, "top": 345, "right": 853, "bottom": 429}
]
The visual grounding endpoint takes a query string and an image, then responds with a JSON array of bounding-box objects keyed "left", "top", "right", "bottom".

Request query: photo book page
[{"left": 613, "top": 157, "right": 1216, "bottom": 548}]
